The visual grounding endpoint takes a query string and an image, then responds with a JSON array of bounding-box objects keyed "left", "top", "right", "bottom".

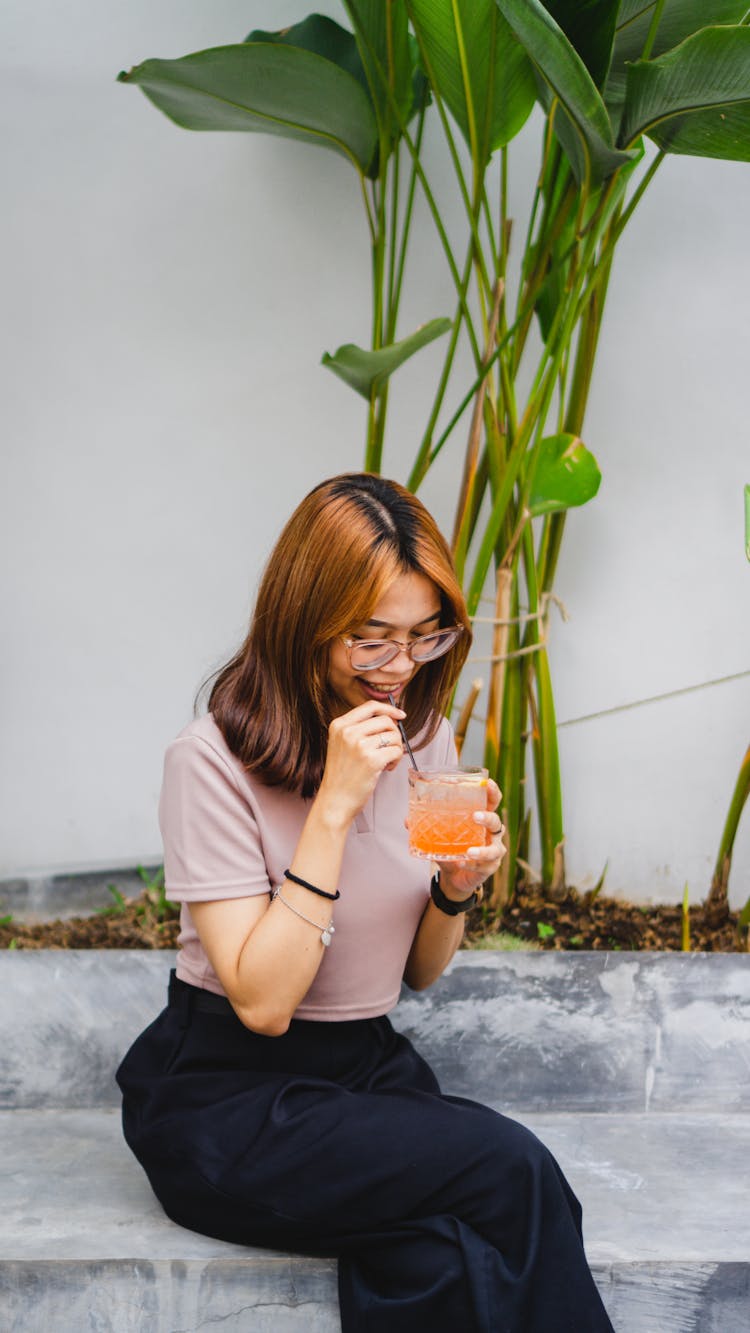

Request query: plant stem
[
  {"left": 708, "top": 743, "right": 750, "bottom": 910},
  {"left": 640, "top": 0, "right": 667, "bottom": 62},
  {"left": 405, "top": 0, "right": 493, "bottom": 304},
  {"left": 388, "top": 105, "right": 426, "bottom": 341},
  {"left": 345, "top": 4, "right": 481, "bottom": 364},
  {"left": 407, "top": 238, "right": 481, "bottom": 490},
  {"left": 386, "top": 140, "right": 400, "bottom": 338}
]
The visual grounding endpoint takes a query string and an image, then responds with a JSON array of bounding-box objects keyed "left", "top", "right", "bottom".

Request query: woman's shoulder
[
  {"left": 172, "top": 711, "right": 229, "bottom": 751},
  {"left": 165, "top": 713, "right": 247, "bottom": 788}
]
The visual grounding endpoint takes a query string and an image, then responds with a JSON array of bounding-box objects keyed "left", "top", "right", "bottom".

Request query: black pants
[{"left": 116, "top": 973, "right": 614, "bottom": 1332}]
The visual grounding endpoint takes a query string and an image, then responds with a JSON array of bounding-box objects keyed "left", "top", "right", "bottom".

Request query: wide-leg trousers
[{"left": 116, "top": 973, "right": 615, "bottom": 1332}]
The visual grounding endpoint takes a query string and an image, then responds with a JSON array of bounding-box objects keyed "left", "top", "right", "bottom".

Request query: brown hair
[{"left": 209, "top": 473, "right": 471, "bottom": 797}]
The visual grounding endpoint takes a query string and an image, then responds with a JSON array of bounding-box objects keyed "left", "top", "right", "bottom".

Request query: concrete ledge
[
  {"left": 1, "top": 950, "right": 748, "bottom": 1111},
  {"left": 2, "top": 949, "right": 748, "bottom": 1330},
  {"left": 1, "top": 1111, "right": 749, "bottom": 1331},
  {"left": 2, "top": 1260, "right": 749, "bottom": 1333},
  {"left": 0, "top": 867, "right": 162, "bottom": 923},
  {"left": 3, "top": 1109, "right": 749, "bottom": 1265}
]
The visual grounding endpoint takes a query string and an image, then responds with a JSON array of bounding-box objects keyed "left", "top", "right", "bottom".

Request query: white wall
[{"left": 2, "top": 1, "right": 749, "bottom": 907}]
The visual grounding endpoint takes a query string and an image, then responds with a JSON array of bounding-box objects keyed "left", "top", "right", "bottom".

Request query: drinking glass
[{"left": 408, "top": 767, "right": 489, "bottom": 861}]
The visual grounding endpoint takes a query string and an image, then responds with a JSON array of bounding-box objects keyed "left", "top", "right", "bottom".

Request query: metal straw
[{"left": 388, "top": 693, "right": 418, "bottom": 770}]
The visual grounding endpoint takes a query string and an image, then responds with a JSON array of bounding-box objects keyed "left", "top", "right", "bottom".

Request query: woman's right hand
[{"left": 316, "top": 701, "right": 406, "bottom": 826}]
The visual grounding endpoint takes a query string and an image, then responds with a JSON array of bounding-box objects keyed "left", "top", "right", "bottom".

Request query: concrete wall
[{"left": 2, "top": 1, "right": 749, "bottom": 904}]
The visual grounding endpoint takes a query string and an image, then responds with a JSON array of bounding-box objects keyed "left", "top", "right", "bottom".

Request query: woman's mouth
[{"left": 361, "top": 681, "right": 405, "bottom": 703}]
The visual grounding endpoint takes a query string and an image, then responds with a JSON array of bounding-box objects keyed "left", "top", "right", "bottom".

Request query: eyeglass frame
[{"left": 340, "top": 625, "right": 464, "bottom": 672}]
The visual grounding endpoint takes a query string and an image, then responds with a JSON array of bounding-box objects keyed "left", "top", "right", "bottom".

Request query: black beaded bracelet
[
  {"left": 284, "top": 868, "right": 340, "bottom": 901},
  {"left": 429, "top": 874, "right": 482, "bottom": 916}
]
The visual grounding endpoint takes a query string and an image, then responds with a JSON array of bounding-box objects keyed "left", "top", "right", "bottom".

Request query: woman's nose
[{"left": 383, "top": 644, "right": 414, "bottom": 672}]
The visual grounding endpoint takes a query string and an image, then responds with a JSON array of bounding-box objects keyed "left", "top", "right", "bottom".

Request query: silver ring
[{"left": 377, "top": 733, "right": 390, "bottom": 749}]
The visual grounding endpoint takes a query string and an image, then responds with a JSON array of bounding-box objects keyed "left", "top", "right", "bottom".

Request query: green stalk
[
  {"left": 407, "top": 238, "right": 482, "bottom": 491},
  {"left": 511, "top": 175, "right": 577, "bottom": 377},
  {"left": 344, "top": 6, "right": 481, "bottom": 366},
  {"left": 405, "top": 0, "right": 493, "bottom": 304},
  {"left": 708, "top": 743, "right": 750, "bottom": 910},
  {"left": 488, "top": 580, "right": 524, "bottom": 908},
  {"left": 387, "top": 105, "right": 426, "bottom": 341},
  {"left": 365, "top": 166, "right": 389, "bottom": 470},
  {"left": 386, "top": 139, "right": 400, "bottom": 338},
  {"left": 465, "top": 241, "right": 592, "bottom": 614},
  {"left": 640, "top": 0, "right": 667, "bottom": 62},
  {"left": 467, "top": 167, "right": 621, "bottom": 615},
  {"left": 453, "top": 280, "right": 504, "bottom": 579},
  {"left": 595, "top": 150, "right": 666, "bottom": 268},
  {"left": 482, "top": 181, "right": 500, "bottom": 279},
  {"left": 522, "top": 525, "right": 563, "bottom": 885}
]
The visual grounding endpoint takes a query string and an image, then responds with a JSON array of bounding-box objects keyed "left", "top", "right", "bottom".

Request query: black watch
[{"left": 429, "top": 874, "right": 482, "bottom": 916}]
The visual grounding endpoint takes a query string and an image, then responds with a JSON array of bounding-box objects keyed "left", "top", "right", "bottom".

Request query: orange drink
[{"left": 408, "top": 768, "right": 489, "bottom": 861}]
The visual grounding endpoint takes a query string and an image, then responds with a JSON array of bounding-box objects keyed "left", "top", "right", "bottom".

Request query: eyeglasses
[{"left": 342, "top": 626, "right": 463, "bottom": 672}]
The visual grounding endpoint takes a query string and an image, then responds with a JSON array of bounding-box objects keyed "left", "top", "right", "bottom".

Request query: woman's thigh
[{"left": 120, "top": 1003, "right": 576, "bottom": 1256}]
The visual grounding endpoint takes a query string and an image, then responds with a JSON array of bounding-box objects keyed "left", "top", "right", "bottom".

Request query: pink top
[{"left": 159, "top": 712, "right": 457, "bottom": 1020}]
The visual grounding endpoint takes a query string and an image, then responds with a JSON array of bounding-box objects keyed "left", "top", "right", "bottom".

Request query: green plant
[
  {"left": 97, "top": 866, "right": 176, "bottom": 927},
  {"left": 536, "top": 920, "right": 556, "bottom": 941},
  {"left": 119, "top": 2, "right": 750, "bottom": 914},
  {"left": 97, "top": 885, "right": 129, "bottom": 917},
  {"left": 707, "top": 489, "right": 750, "bottom": 923},
  {"left": 707, "top": 743, "right": 750, "bottom": 921},
  {"left": 135, "top": 864, "right": 176, "bottom": 923},
  {"left": 681, "top": 882, "right": 690, "bottom": 952}
]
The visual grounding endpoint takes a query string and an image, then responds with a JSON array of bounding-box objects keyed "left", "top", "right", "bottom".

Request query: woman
[{"left": 117, "top": 473, "right": 614, "bottom": 1332}]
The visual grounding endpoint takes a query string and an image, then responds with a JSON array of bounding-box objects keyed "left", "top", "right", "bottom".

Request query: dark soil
[
  {"left": 1, "top": 885, "right": 746, "bottom": 952},
  {"left": 482, "top": 883, "right": 746, "bottom": 952}
]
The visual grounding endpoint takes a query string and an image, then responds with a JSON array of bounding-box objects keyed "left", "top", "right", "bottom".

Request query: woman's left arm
[{"left": 403, "top": 780, "right": 506, "bottom": 991}]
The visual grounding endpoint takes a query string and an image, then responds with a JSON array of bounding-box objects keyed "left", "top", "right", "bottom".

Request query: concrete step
[
  {"left": 3, "top": 950, "right": 750, "bottom": 1112},
  {"left": 2, "top": 950, "right": 748, "bottom": 1330},
  {"left": 1, "top": 1108, "right": 748, "bottom": 1332}
]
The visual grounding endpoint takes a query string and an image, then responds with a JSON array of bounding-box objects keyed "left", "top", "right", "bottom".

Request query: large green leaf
[
  {"left": 620, "top": 25, "right": 750, "bottom": 160},
  {"left": 246, "top": 14, "right": 370, "bottom": 101},
  {"left": 542, "top": 0, "right": 620, "bottom": 90},
  {"left": 613, "top": 1, "right": 749, "bottom": 67},
  {"left": 607, "top": 1, "right": 749, "bottom": 121},
  {"left": 527, "top": 433, "right": 601, "bottom": 516},
  {"left": 321, "top": 318, "right": 451, "bottom": 398},
  {"left": 117, "top": 43, "right": 378, "bottom": 175},
  {"left": 342, "top": 1, "right": 418, "bottom": 143},
  {"left": 407, "top": 0, "right": 536, "bottom": 165},
  {"left": 496, "top": 0, "right": 634, "bottom": 183}
]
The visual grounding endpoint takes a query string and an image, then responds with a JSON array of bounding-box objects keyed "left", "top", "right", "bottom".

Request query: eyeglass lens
[{"left": 349, "top": 628, "right": 459, "bottom": 670}]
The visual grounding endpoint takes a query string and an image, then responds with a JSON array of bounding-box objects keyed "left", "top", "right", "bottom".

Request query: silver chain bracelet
[{"left": 272, "top": 885, "right": 335, "bottom": 947}]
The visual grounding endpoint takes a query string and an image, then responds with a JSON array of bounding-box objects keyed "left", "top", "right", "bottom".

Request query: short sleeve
[{"left": 158, "top": 734, "right": 271, "bottom": 902}]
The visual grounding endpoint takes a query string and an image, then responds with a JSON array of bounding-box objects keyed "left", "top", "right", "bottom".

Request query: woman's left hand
[{"left": 436, "top": 778, "right": 506, "bottom": 902}]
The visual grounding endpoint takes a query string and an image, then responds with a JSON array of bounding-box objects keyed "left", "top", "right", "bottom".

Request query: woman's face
[{"left": 327, "top": 571, "right": 442, "bottom": 715}]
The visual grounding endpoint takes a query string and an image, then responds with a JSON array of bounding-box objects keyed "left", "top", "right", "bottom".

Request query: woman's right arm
[{"left": 188, "top": 701, "right": 405, "bottom": 1035}]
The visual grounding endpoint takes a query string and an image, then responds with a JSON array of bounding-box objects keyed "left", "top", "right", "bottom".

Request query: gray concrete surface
[
  {"left": 1, "top": 1109, "right": 749, "bottom": 1331},
  {"left": 2, "top": 950, "right": 748, "bottom": 1111},
  {"left": 1, "top": 949, "right": 748, "bottom": 1331},
  {"left": 0, "top": 867, "right": 162, "bottom": 923},
  {"left": 2, "top": 1109, "right": 748, "bottom": 1265}
]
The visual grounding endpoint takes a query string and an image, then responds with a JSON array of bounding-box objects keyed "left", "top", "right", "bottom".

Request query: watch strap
[{"left": 429, "top": 874, "right": 482, "bottom": 916}]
